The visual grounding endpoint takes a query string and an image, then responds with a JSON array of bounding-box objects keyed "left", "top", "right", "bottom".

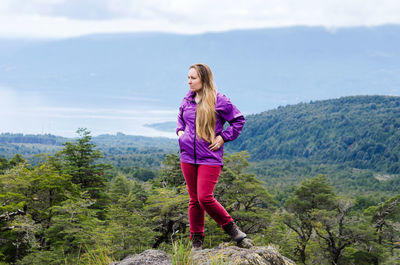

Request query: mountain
[
  {"left": 3, "top": 95, "right": 400, "bottom": 174},
  {"left": 228, "top": 95, "right": 400, "bottom": 174},
  {"left": 1, "top": 25, "right": 400, "bottom": 137}
]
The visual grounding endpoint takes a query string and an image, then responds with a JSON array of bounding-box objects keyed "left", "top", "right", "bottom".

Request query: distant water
[
  {"left": 0, "top": 86, "right": 177, "bottom": 138},
  {"left": 144, "top": 121, "right": 176, "bottom": 133}
]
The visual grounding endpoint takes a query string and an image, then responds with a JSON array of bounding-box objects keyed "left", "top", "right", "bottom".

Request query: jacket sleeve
[
  {"left": 176, "top": 99, "right": 186, "bottom": 135},
  {"left": 218, "top": 95, "right": 245, "bottom": 142}
]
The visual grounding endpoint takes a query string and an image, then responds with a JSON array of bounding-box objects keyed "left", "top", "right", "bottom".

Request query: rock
[
  {"left": 111, "top": 249, "right": 171, "bottom": 265},
  {"left": 111, "top": 244, "right": 296, "bottom": 265},
  {"left": 238, "top": 238, "right": 254, "bottom": 249},
  {"left": 192, "top": 244, "right": 296, "bottom": 265}
]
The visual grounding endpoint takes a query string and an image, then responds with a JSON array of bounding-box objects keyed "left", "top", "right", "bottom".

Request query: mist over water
[{"left": 0, "top": 86, "right": 177, "bottom": 138}]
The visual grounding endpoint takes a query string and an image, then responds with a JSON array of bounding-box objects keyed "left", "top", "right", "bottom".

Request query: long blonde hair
[{"left": 190, "top": 64, "right": 217, "bottom": 142}]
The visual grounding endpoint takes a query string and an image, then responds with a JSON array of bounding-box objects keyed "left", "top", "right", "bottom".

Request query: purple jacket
[{"left": 176, "top": 90, "right": 245, "bottom": 165}]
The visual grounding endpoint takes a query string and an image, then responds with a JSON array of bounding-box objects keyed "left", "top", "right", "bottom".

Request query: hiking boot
[
  {"left": 191, "top": 233, "right": 204, "bottom": 250},
  {"left": 222, "top": 221, "right": 253, "bottom": 248},
  {"left": 238, "top": 238, "right": 254, "bottom": 248}
]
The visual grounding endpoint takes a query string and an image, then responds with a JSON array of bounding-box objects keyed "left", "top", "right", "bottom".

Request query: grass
[
  {"left": 171, "top": 238, "right": 194, "bottom": 265},
  {"left": 208, "top": 249, "right": 232, "bottom": 265},
  {"left": 170, "top": 239, "right": 233, "bottom": 265},
  {"left": 79, "top": 245, "right": 114, "bottom": 265}
]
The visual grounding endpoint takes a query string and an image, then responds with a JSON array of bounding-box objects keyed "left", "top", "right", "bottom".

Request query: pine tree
[{"left": 57, "top": 128, "right": 111, "bottom": 214}]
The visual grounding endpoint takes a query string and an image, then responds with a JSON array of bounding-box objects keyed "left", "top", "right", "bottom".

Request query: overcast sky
[{"left": 1, "top": 0, "right": 400, "bottom": 38}]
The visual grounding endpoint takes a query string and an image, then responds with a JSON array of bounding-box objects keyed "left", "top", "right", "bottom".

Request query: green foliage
[
  {"left": 93, "top": 133, "right": 177, "bottom": 171},
  {"left": 106, "top": 185, "right": 156, "bottom": 259},
  {"left": 57, "top": 129, "right": 111, "bottom": 204},
  {"left": 283, "top": 176, "right": 337, "bottom": 264},
  {"left": 285, "top": 175, "right": 336, "bottom": 213},
  {"left": 0, "top": 154, "right": 25, "bottom": 174},
  {"left": 208, "top": 250, "right": 232, "bottom": 265},
  {"left": 250, "top": 159, "right": 399, "bottom": 208},
  {"left": 312, "top": 200, "right": 365, "bottom": 264},
  {"left": 171, "top": 238, "right": 193, "bottom": 265},
  {"left": 252, "top": 214, "right": 298, "bottom": 262},
  {"left": 45, "top": 192, "right": 105, "bottom": 253},
  {"left": 155, "top": 153, "right": 186, "bottom": 188},
  {"left": 49, "top": 128, "right": 113, "bottom": 219},
  {"left": 0, "top": 133, "right": 66, "bottom": 146},
  {"left": 0, "top": 133, "right": 66, "bottom": 164},
  {"left": 230, "top": 95, "right": 400, "bottom": 174},
  {"left": 116, "top": 166, "right": 157, "bottom": 181},
  {"left": 0, "top": 132, "right": 176, "bottom": 172},
  {"left": 170, "top": 238, "right": 232, "bottom": 265},
  {"left": 217, "top": 152, "right": 274, "bottom": 235},
  {"left": 279, "top": 175, "right": 399, "bottom": 265},
  {"left": 1, "top": 127, "right": 399, "bottom": 265},
  {"left": 79, "top": 245, "right": 114, "bottom": 265},
  {"left": 0, "top": 160, "right": 79, "bottom": 263},
  {"left": 145, "top": 187, "right": 189, "bottom": 248},
  {"left": 365, "top": 194, "right": 400, "bottom": 250}
]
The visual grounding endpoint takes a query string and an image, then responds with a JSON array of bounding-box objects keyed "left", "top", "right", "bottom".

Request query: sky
[
  {"left": 1, "top": 0, "right": 400, "bottom": 138},
  {"left": 1, "top": 0, "right": 400, "bottom": 38}
]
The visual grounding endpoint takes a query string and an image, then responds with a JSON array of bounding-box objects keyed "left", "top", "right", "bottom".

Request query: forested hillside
[
  {"left": 3, "top": 95, "right": 400, "bottom": 175},
  {"left": 230, "top": 95, "right": 400, "bottom": 173},
  {"left": 1, "top": 131, "right": 399, "bottom": 264},
  {"left": 0, "top": 132, "right": 177, "bottom": 173}
]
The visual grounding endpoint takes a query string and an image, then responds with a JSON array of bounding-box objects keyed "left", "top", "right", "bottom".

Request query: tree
[
  {"left": 370, "top": 195, "right": 400, "bottom": 245},
  {"left": 154, "top": 153, "right": 185, "bottom": 189},
  {"left": 0, "top": 154, "right": 25, "bottom": 174},
  {"left": 108, "top": 174, "right": 134, "bottom": 204},
  {"left": 283, "top": 175, "right": 336, "bottom": 264},
  {"left": 313, "top": 200, "right": 360, "bottom": 265},
  {"left": 106, "top": 192, "right": 156, "bottom": 259},
  {"left": 105, "top": 174, "right": 156, "bottom": 258},
  {"left": 365, "top": 194, "right": 400, "bottom": 260},
  {"left": 57, "top": 128, "right": 111, "bottom": 213},
  {"left": 216, "top": 152, "right": 275, "bottom": 235},
  {"left": 0, "top": 160, "right": 78, "bottom": 263},
  {"left": 145, "top": 188, "right": 189, "bottom": 248},
  {"left": 32, "top": 192, "right": 106, "bottom": 265}
]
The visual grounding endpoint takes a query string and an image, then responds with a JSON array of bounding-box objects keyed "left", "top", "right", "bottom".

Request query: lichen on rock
[
  {"left": 110, "top": 249, "right": 171, "bottom": 265},
  {"left": 192, "top": 244, "right": 296, "bottom": 265},
  {"left": 111, "top": 244, "right": 296, "bottom": 265}
]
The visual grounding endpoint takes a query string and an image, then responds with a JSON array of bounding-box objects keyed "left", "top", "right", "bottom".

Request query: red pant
[{"left": 181, "top": 162, "right": 233, "bottom": 236}]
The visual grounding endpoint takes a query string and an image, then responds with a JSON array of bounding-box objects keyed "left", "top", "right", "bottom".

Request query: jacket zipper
[{"left": 194, "top": 106, "right": 197, "bottom": 164}]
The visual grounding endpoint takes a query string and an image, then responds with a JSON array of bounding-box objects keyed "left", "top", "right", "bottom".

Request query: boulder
[
  {"left": 192, "top": 244, "right": 296, "bottom": 265},
  {"left": 111, "top": 244, "right": 296, "bottom": 265},
  {"left": 111, "top": 249, "right": 171, "bottom": 265}
]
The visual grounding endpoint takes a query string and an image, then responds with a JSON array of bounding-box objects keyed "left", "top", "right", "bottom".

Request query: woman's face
[{"left": 188, "top": 68, "right": 203, "bottom": 93}]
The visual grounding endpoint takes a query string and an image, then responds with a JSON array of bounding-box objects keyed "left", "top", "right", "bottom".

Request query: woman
[{"left": 176, "top": 63, "right": 252, "bottom": 249}]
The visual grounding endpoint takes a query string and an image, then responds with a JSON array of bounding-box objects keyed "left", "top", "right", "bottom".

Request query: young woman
[{"left": 176, "top": 63, "right": 252, "bottom": 249}]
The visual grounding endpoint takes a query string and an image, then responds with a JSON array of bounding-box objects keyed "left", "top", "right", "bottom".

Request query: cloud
[{"left": 1, "top": 0, "right": 400, "bottom": 38}]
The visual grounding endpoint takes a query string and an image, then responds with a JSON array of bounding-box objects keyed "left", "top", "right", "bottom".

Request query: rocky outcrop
[
  {"left": 192, "top": 244, "right": 296, "bottom": 265},
  {"left": 111, "top": 244, "right": 296, "bottom": 265},
  {"left": 110, "top": 249, "right": 171, "bottom": 265}
]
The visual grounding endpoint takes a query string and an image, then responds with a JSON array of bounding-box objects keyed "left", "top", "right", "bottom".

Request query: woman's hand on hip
[
  {"left": 178, "top": 130, "right": 184, "bottom": 137},
  {"left": 209, "top": 135, "right": 224, "bottom": 151}
]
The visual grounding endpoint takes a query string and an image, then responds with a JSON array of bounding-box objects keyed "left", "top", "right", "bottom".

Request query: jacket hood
[
  {"left": 184, "top": 89, "right": 220, "bottom": 101},
  {"left": 184, "top": 90, "right": 195, "bottom": 101}
]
